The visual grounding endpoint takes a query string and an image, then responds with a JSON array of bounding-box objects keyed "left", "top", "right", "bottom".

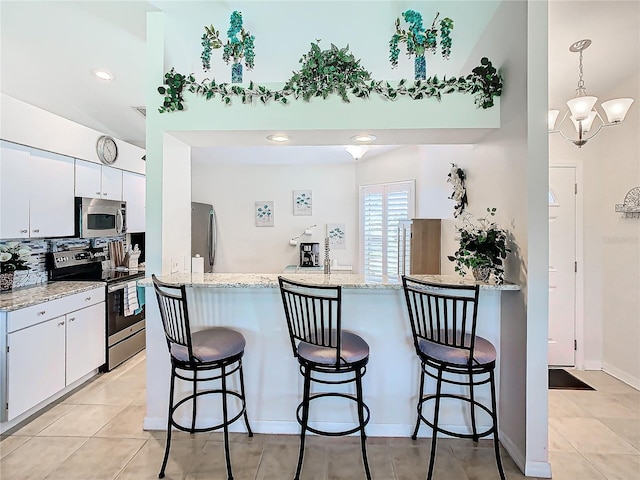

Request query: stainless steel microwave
[{"left": 75, "top": 197, "right": 126, "bottom": 238}]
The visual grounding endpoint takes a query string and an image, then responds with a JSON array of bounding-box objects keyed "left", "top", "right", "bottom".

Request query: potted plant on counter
[
  {"left": 0, "top": 242, "right": 31, "bottom": 292},
  {"left": 447, "top": 208, "right": 510, "bottom": 284}
]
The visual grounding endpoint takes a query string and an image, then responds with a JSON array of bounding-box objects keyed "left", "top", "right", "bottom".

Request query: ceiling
[{"left": 1, "top": 1, "right": 637, "bottom": 160}]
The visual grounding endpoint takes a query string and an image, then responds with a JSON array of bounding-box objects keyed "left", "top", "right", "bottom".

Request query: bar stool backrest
[
  {"left": 278, "top": 276, "right": 342, "bottom": 367},
  {"left": 402, "top": 276, "right": 480, "bottom": 366},
  {"left": 152, "top": 274, "right": 195, "bottom": 363}
]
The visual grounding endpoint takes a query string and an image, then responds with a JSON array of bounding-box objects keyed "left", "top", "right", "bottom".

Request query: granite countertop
[
  {"left": 0, "top": 281, "right": 106, "bottom": 312},
  {"left": 139, "top": 273, "right": 520, "bottom": 291}
]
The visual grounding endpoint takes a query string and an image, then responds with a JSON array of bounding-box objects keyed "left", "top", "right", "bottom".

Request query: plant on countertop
[
  {"left": 447, "top": 208, "right": 510, "bottom": 284},
  {"left": 447, "top": 163, "right": 467, "bottom": 218},
  {"left": 389, "top": 10, "right": 454, "bottom": 79},
  {"left": 0, "top": 242, "right": 31, "bottom": 274},
  {"left": 201, "top": 11, "right": 255, "bottom": 82}
]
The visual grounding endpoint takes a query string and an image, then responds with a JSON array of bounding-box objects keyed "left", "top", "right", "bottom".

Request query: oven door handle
[{"left": 108, "top": 283, "right": 129, "bottom": 293}]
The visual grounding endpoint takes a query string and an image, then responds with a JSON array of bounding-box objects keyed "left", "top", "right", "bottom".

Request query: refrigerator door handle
[{"left": 208, "top": 208, "right": 217, "bottom": 269}]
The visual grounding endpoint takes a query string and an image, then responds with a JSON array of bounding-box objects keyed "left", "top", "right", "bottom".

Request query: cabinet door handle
[
  {"left": 85, "top": 297, "right": 92, "bottom": 301},
  {"left": 58, "top": 321, "right": 65, "bottom": 326},
  {"left": 20, "top": 229, "right": 28, "bottom": 233},
  {"left": 103, "top": 192, "right": 108, "bottom": 196},
  {"left": 32, "top": 229, "right": 40, "bottom": 233},
  {"left": 68, "top": 317, "right": 75, "bottom": 322},
  {"left": 96, "top": 191, "right": 101, "bottom": 195},
  {"left": 38, "top": 310, "right": 46, "bottom": 316}
]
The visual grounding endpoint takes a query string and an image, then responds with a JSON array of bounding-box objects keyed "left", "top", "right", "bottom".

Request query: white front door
[{"left": 548, "top": 166, "right": 577, "bottom": 366}]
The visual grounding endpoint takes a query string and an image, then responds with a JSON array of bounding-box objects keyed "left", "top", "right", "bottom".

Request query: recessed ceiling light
[
  {"left": 267, "top": 134, "right": 289, "bottom": 143},
  {"left": 93, "top": 69, "right": 113, "bottom": 81},
  {"left": 351, "top": 134, "right": 377, "bottom": 143}
]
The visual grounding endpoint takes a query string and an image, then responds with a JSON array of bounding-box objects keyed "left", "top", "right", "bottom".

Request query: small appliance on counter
[{"left": 300, "top": 242, "right": 320, "bottom": 267}]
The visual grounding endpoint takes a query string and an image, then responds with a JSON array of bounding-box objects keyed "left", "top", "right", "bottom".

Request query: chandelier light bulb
[
  {"left": 548, "top": 110, "right": 560, "bottom": 131},
  {"left": 570, "top": 111, "right": 597, "bottom": 133},
  {"left": 566, "top": 96, "right": 597, "bottom": 121},
  {"left": 601, "top": 98, "right": 635, "bottom": 123}
]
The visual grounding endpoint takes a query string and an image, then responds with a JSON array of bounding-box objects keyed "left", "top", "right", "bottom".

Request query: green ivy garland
[{"left": 158, "top": 42, "right": 502, "bottom": 113}]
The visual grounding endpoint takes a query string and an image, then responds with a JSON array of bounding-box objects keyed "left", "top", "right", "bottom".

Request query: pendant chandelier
[{"left": 548, "top": 39, "right": 634, "bottom": 148}]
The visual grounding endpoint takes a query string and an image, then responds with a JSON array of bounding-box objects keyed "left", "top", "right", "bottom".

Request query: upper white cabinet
[
  {"left": 122, "top": 171, "right": 145, "bottom": 233},
  {"left": 0, "top": 146, "right": 75, "bottom": 239},
  {"left": 75, "top": 159, "right": 123, "bottom": 201}
]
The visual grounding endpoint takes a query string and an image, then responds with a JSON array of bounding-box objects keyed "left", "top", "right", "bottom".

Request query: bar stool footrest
[
  {"left": 296, "top": 392, "right": 370, "bottom": 437},
  {"left": 416, "top": 393, "right": 496, "bottom": 439},
  {"left": 170, "top": 389, "right": 248, "bottom": 433}
]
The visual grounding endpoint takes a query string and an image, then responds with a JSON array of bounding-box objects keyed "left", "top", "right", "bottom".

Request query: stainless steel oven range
[{"left": 48, "top": 247, "right": 145, "bottom": 371}]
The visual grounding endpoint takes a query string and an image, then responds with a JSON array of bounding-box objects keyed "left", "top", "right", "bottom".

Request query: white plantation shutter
[{"left": 360, "top": 181, "right": 415, "bottom": 280}]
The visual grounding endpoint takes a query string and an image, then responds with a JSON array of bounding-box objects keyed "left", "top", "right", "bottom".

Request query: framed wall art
[
  {"left": 293, "top": 190, "right": 312, "bottom": 216},
  {"left": 327, "top": 223, "right": 346, "bottom": 249},
  {"left": 255, "top": 201, "right": 274, "bottom": 227}
]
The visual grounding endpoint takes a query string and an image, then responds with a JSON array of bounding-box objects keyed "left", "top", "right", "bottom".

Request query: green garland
[{"left": 158, "top": 43, "right": 502, "bottom": 113}]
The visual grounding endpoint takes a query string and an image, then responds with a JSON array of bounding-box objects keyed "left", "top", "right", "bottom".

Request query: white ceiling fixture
[
  {"left": 548, "top": 39, "right": 634, "bottom": 148},
  {"left": 92, "top": 69, "right": 113, "bottom": 81},
  {"left": 351, "top": 134, "right": 377, "bottom": 143},
  {"left": 266, "top": 134, "right": 289, "bottom": 143},
  {"left": 345, "top": 145, "right": 369, "bottom": 161}
]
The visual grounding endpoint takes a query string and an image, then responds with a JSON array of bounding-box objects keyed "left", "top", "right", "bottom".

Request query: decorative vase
[
  {"left": 0, "top": 272, "right": 14, "bottom": 292},
  {"left": 231, "top": 63, "right": 243, "bottom": 83},
  {"left": 414, "top": 55, "right": 426, "bottom": 80},
  {"left": 472, "top": 266, "right": 491, "bottom": 283}
]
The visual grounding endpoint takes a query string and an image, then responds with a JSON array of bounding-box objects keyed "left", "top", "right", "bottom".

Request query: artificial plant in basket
[{"left": 447, "top": 208, "right": 510, "bottom": 284}]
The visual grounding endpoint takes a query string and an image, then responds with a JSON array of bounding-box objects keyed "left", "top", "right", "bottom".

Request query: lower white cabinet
[
  {"left": 7, "top": 316, "right": 66, "bottom": 421},
  {"left": 66, "top": 302, "right": 106, "bottom": 386},
  {"left": 3, "top": 287, "right": 105, "bottom": 422}
]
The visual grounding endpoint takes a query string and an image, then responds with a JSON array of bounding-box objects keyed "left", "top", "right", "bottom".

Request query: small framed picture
[
  {"left": 255, "top": 201, "right": 274, "bottom": 227},
  {"left": 327, "top": 223, "right": 346, "bottom": 250},
  {"left": 293, "top": 190, "right": 312, "bottom": 216}
]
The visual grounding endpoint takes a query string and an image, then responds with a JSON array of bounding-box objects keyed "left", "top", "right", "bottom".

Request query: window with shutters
[{"left": 360, "top": 181, "right": 415, "bottom": 281}]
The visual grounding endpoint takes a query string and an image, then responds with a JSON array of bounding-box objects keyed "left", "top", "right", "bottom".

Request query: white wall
[
  {"left": 191, "top": 159, "right": 358, "bottom": 273},
  {"left": 0, "top": 94, "right": 145, "bottom": 175}
]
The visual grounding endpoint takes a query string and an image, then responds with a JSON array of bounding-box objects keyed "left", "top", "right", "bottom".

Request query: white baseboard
[
  {"left": 525, "top": 461, "right": 553, "bottom": 478},
  {"left": 583, "top": 360, "right": 602, "bottom": 371},
  {"left": 602, "top": 362, "right": 640, "bottom": 391},
  {"left": 498, "top": 430, "right": 525, "bottom": 474}
]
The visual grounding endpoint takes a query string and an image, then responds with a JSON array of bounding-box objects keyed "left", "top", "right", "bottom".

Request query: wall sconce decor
[
  {"left": 289, "top": 224, "right": 317, "bottom": 246},
  {"left": 548, "top": 39, "right": 634, "bottom": 148},
  {"left": 615, "top": 187, "right": 640, "bottom": 218}
]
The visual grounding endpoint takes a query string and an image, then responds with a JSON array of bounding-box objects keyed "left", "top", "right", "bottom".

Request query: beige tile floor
[{"left": 1, "top": 353, "right": 638, "bottom": 479}]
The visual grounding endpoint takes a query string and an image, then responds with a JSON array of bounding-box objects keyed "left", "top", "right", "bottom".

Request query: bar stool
[
  {"left": 152, "top": 274, "right": 253, "bottom": 480},
  {"left": 401, "top": 276, "right": 506, "bottom": 480},
  {"left": 277, "top": 276, "right": 372, "bottom": 480}
]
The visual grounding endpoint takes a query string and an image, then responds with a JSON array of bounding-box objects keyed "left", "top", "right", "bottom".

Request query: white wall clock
[{"left": 96, "top": 135, "right": 118, "bottom": 165}]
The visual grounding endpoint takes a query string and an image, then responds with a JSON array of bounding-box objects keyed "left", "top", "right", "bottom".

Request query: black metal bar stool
[
  {"left": 152, "top": 274, "right": 253, "bottom": 480},
  {"left": 401, "top": 276, "right": 506, "bottom": 480},
  {"left": 278, "top": 276, "right": 372, "bottom": 480}
]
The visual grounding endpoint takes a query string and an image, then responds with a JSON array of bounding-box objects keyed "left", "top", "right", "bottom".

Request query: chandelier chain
[{"left": 576, "top": 49, "right": 586, "bottom": 96}]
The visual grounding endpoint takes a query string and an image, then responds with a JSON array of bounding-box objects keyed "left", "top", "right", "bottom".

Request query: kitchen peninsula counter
[
  {"left": 139, "top": 272, "right": 520, "bottom": 291},
  {"left": 141, "top": 273, "right": 520, "bottom": 440}
]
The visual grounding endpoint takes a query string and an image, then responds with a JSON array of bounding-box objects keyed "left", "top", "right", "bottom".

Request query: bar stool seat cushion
[
  {"left": 418, "top": 333, "right": 496, "bottom": 366},
  {"left": 298, "top": 331, "right": 369, "bottom": 366},
  {"left": 170, "top": 327, "right": 246, "bottom": 363}
]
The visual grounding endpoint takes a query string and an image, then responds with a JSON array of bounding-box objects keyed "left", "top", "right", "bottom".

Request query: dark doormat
[{"left": 549, "top": 369, "right": 595, "bottom": 390}]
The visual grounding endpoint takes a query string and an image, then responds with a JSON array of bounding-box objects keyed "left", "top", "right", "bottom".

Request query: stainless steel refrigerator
[{"left": 191, "top": 202, "right": 217, "bottom": 273}]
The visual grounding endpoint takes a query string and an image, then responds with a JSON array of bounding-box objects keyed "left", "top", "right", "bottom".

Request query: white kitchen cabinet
[
  {"left": 66, "top": 302, "right": 106, "bottom": 385},
  {"left": 2, "top": 286, "right": 105, "bottom": 423},
  {"left": 122, "top": 171, "right": 145, "bottom": 233},
  {"left": 0, "top": 146, "right": 74, "bottom": 239},
  {"left": 75, "top": 159, "right": 123, "bottom": 201},
  {"left": 7, "top": 316, "right": 66, "bottom": 420},
  {"left": 0, "top": 147, "right": 31, "bottom": 238}
]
